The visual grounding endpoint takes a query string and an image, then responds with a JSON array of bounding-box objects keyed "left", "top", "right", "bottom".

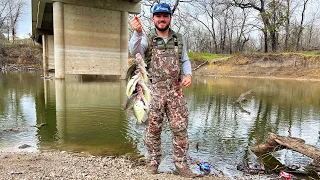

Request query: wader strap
[
  {"left": 152, "top": 38, "right": 158, "bottom": 48},
  {"left": 174, "top": 37, "right": 178, "bottom": 46},
  {"left": 174, "top": 37, "right": 178, "bottom": 53}
]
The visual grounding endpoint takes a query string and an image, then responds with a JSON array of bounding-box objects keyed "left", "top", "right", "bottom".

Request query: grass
[
  {"left": 299, "top": 51, "right": 320, "bottom": 55},
  {"left": 188, "top": 52, "right": 227, "bottom": 60},
  {"left": 188, "top": 51, "right": 320, "bottom": 61}
]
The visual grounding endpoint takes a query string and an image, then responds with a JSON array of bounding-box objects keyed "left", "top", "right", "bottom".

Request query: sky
[
  {"left": 17, "top": 0, "right": 32, "bottom": 38},
  {"left": 17, "top": 0, "right": 319, "bottom": 39}
]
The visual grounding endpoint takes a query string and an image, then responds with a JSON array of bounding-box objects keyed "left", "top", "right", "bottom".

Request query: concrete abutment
[{"left": 34, "top": 0, "right": 141, "bottom": 79}]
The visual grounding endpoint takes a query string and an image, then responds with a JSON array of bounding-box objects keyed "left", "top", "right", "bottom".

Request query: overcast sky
[{"left": 17, "top": 0, "right": 319, "bottom": 38}]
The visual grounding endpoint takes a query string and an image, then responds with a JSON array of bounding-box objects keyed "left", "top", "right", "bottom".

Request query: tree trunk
[
  {"left": 271, "top": 31, "right": 277, "bottom": 52},
  {"left": 296, "top": 0, "right": 309, "bottom": 51},
  {"left": 284, "top": 0, "right": 290, "bottom": 51},
  {"left": 261, "top": 11, "right": 270, "bottom": 53},
  {"left": 263, "top": 31, "right": 268, "bottom": 53},
  {"left": 251, "top": 132, "right": 320, "bottom": 166}
]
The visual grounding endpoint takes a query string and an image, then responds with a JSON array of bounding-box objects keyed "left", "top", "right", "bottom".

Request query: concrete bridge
[{"left": 32, "top": 0, "right": 141, "bottom": 79}]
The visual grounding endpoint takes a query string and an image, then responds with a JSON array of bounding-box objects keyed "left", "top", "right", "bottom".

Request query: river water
[{"left": 1, "top": 71, "right": 319, "bottom": 176}]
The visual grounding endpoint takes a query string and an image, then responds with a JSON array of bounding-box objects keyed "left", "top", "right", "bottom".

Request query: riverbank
[
  {"left": 0, "top": 150, "right": 273, "bottom": 180},
  {"left": 192, "top": 53, "right": 320, "bottom": 81},
  {"left": 0, "top": 43, "right": 42, "bottom": 69}
]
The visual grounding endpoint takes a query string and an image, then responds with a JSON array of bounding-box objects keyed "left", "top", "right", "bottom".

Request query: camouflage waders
[{"left": 145, "top": 37, "right": 190, "bottom": 172}]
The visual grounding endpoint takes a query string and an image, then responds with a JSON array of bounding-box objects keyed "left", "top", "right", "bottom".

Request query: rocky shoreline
[
  {"left": 0, "top": 64, "right": 42, "bottom": 71},
  {"left": 0, "top": 150, "right": 273, "bottom": 180}
]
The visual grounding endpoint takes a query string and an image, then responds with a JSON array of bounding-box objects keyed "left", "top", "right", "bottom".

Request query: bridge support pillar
[
  {"left": 120, "top": 11, "right": 128, "bottom": 80},
  {"left": 42, "top": 34, "right": 49, "bottom": 76},
  {"left": 55, "top": 79, "right": 66, "bottom": 142},
  {"left": 53, "top": 2, "right": 65, "bottom": 79}
]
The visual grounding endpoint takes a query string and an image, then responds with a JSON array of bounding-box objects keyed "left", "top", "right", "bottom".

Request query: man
[{"left": 129, "top": 3, "right": 197, "bottom": 178}]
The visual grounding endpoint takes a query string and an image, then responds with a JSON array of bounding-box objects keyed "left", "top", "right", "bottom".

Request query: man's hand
[
  {"left": 131, "top": 16, "right": 142, "bottom": 33},
  {"left": 181, "top": 75, "right": 192, "bottom": 88}
]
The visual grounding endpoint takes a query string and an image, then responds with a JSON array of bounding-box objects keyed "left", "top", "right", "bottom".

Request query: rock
[
  {"left": 31, "top": 123, "right": 47, "bottom": 128},
  {"left": 18, "top": 144, "right": 31, "bottom": 149},
  {"left": 3, "top": 128, "right": 20, "bottom": 132}
]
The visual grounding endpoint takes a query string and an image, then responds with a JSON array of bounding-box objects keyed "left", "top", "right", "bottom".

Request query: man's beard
[{"left": 155, "top": 23, "right": 170, "bottom": 32}]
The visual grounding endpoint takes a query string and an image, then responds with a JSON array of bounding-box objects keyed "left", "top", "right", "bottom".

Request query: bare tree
[
  {"left": 218, "top": 4, "right": 230, "bottom": 53},
  {"left": 269, "top": 0, "right": 289, "bottom": 52},
  {"left": 296, "top": 0, "right": 309, "bottom": 51},
  {"left": 231, "top": 0, "right": 267, "bottom": 52},
  {"left": 7, "top": 0, "right": 24, "bottom": 43},
  {"left": 235, "top": 9, "right": 251, "bottom": 52},
  {"left": 132, "top": 0, "right": 320, "bottom": 54},
  {"left": 231, "top": 0, "right": 286, "bottom": 52},
  {"left": 0, "top": 1, "right": 8, "bottom": 30},
  {"left": 184, "top": 0, "right": 220, "bottom": 53},
  {"left": 284, "top": 0, "right": 291, "bottom": 51},
  {"left": 306, "top": 13, "right": 316, "bottom": 50}
]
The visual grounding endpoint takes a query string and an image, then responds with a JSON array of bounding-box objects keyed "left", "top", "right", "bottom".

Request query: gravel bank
[{"left": 0, "top": 150, "right": 271, "bottom": 180}]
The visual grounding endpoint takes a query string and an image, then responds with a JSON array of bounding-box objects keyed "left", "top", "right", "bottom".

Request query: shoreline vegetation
[
  {"left": 1, "top": 43, "right": 320, "bottom": 179},
  {"left": 0, "top": 42, "right": 42, "bottom": 71}
]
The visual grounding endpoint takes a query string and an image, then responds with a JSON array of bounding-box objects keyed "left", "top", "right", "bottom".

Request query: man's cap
[{"left": 153, "top": 3, "right": 172, "bottom": 14}]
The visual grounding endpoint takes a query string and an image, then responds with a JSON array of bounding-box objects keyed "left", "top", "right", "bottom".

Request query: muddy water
[{"left": 1, "top": 71, "right": 319, "bottom": 176}]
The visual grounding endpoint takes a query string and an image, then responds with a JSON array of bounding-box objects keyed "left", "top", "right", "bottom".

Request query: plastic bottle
[{"left": 199, "top": 162, "right": 211, "bottom": 175}]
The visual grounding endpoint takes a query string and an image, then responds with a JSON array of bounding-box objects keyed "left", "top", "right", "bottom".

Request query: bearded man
[{"left": 129, "top": 3, "right": 198, "bottom": 178}]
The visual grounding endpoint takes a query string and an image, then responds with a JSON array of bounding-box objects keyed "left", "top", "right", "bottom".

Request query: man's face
[{"left": 152, "top": 13, "right": 171, "bottom": 32}]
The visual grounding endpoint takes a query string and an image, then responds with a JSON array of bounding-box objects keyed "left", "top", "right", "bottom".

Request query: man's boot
[
  {"left": 174, "top": 161, "right": 200, "bottom": 178},
  {"left": 146, "top": 163, "right": 158, "bottom": 174}
]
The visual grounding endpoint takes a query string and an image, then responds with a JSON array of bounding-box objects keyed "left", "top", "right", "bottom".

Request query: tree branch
[
  {"left": 231, "top": 0, "right": 262, "bottom": 11},
  {"left": 172, "top": 0, "right": 180, "bottom": 14}
]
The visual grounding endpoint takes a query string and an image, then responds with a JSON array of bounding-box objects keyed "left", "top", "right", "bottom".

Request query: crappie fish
[
  {"left": 139, "top": 81, "right": 151, "bottom": 102},
  {"left": 126, "top": 63, "right": 137, "bottom": 81},
  {"left": 138, "top": 64, "right": 149, "bottom": 83},
  {"left": 122, "top": 93, "right": 138, "bottom": 110},
  {"left": 124, "top": 53, "right": 151, "bottom": 124},
  {"left": 126, "top": 74, "right": 141, "bottom": 97},
  {"left": 141, "top": 94, "right": 150, "bottom": 114},
  {"left": 133, "top": 100, "right": 146, "bottom": 124}
]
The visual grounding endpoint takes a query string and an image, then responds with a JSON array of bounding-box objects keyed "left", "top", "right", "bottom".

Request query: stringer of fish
[{"left": 123, "top": 53, "right": 152, "bottom": 124}]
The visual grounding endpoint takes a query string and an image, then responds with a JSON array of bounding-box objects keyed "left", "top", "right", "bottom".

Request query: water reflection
[
  {"left": 185, "top": 77, "right": 320, "bottom": 172},
  {"left": 40, "top": 74, "right": 135, "bottom": 155},
  {"left": 0, "top": 71, "right": 41, "bottom": 152},
  {"left": 1, "top": 72, "right": 320, "bottom": 176},
  {"left": 0, "top": 72, "right": 136, "bottom": 155}
]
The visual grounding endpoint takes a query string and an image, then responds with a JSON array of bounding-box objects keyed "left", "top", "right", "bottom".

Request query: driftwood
[
  {"left": 234, "top": 90, "right": 254, "bottom": 114},
  {"left": 251, "top": 132, "right": 320, "bottom": 167},
  {"left": 193, "top": 60, "right": 208, "bottom": 71},
  {"left": 235, "top": 90, "right": 254, "bottom": 104}
]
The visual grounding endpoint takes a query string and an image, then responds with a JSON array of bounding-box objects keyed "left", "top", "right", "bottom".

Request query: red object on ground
[{"left": 280, "top": 171, "right": 292, "bottom": 180}]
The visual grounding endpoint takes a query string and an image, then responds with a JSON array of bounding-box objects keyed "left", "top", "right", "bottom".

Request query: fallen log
[
  {"left": 193, "top": 60, "right": 208, "bottom": 71},
  {"left": 250, "top": 132, "right": 320, "bottom": 166},
  {"left": 235, "top": 90, "right": 254, "bottom": 104}
]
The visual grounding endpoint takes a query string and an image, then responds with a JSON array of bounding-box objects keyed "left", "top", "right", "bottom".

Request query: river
[{"left": 0, "top": 71, "right": 319, "bottom": 176}]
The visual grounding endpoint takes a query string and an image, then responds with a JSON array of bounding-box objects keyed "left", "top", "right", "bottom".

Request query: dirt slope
[{"left": 192, "top": 53, "right": 320, "bottom": 81}]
